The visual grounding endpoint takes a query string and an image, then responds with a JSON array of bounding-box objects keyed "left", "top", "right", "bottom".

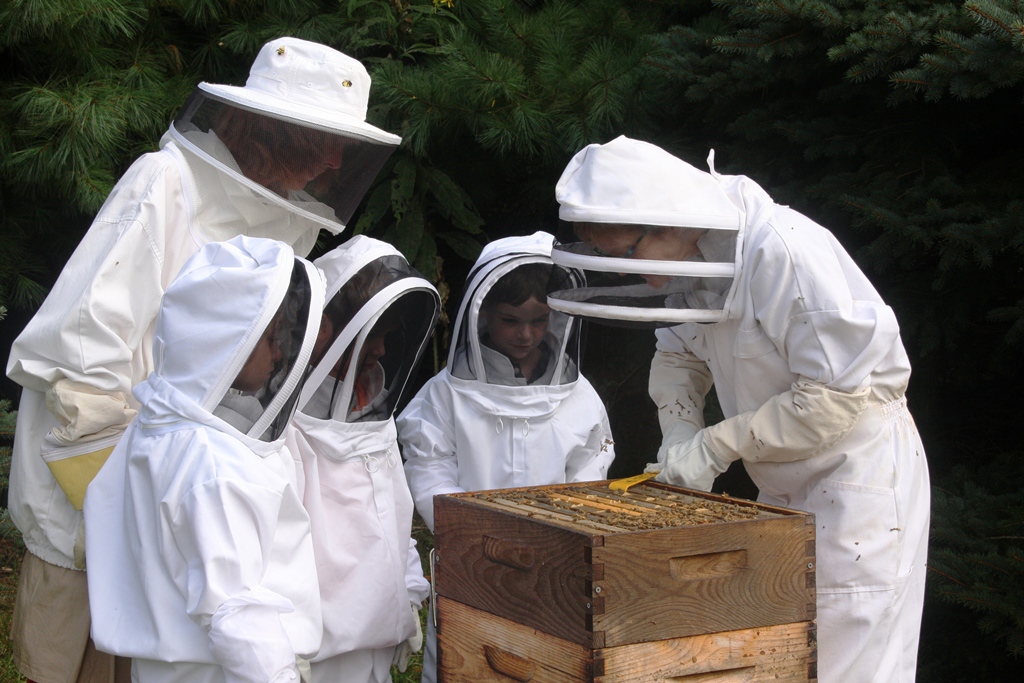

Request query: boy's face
[
  {"left": 231, "top": 317, "right": 283, "bottom": 392},
  {"left": 483, "top": 296, "right": 550, "bottom": 362},
  {"left": 356, "top": 327, "right": 389, "bottom": 376},
  {"left": 330, "top": 320, "right": 396, "bottom": 380}
]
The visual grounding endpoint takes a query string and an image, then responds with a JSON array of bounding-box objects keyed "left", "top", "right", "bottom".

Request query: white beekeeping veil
[
  {"left": 549, "top": 136, "right": 743, "bottom": 326},
  {"left": 168, "top": 37, "right": 401, "bottom": 254},
  {"left": 298, "top": 237, "right": 440, "bottom": 424},
  {"left": 448, "top": 232, "right": 584, "bottom": 387},
  {"left": 154, "top": 236, "right": 325, "bottom": 443}
]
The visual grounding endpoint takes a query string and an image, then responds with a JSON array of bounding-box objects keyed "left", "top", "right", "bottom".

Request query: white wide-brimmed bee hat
[
  {"left": 167, "top": 36, "right": 402, "bottom": 249},
  {"left": 199, "top": 36, "right": 400, "bottom": 145}
]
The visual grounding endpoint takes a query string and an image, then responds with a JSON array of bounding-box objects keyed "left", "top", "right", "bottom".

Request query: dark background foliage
[{"left": 1, "top": 1, "right": 1022, "bottom": 678}]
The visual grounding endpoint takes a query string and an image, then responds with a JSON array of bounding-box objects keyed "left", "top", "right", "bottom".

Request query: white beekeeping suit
[
  {"left": 284, "top": 236, "right": 439, "bottom": 683},
  {"left": 397, "top": 231, "right": 616, "bottom": 683},
  {"left": 550, "top": 136, "right": 930, "bottom": 683},
  {"left": 84, "top": 236, "right": 326, "bottom": 683},
  {"left": 4, "top": 36, "right": 398, "bottom": 683},
  {"left": 399, "top": 231, "right": 616, "bottom": 530}
]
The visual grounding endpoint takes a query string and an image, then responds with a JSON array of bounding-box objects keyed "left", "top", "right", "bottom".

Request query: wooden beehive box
[
  {"left": 439, "top": 596, "right": 816, "bottom": 683},
  {"left": 433, "top": 481, "right": 816, "bottom": 651}
]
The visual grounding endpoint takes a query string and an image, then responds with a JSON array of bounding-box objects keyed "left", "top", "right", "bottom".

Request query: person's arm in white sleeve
[
  {"left": 649, "top": 330, "right": 714, "bottom": 468},
  {"left": 11, "top": 223, "right": 165, "bottom": 507},
  {"left": 8, "top": 156, "right": 186, "bottom": 440},
  {"left": 8, "top": 221, "right": 164, "bottom": 423},
  {"left": 658, "top": 222, "right": 895, "bottom": 488},
  {"left": 564, "top": 380, "right": 616, "bottom": 482},
  {"left": 396, "top": 382, "right": 465, "bottom": 532},
  {"left": 702, "top": 378, "right": 868, "bottom": 465},
  {"left": 703, "top": 224, "right": 893, "bottom": 465},
  {"left": 173, "top": 478, "right": 303, "bottom": 683},
  {"left": 6, "top": 156, "right": 188, "bottom": 507}
]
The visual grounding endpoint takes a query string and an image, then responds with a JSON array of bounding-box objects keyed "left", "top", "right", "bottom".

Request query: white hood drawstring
[{"left": 362, "top": 454, "right": 381, "bottom": 473}]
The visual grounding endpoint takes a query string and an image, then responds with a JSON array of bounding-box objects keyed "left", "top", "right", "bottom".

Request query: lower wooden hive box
[{"left": 433, "top": 481, "right": 817, "bottom": 682}]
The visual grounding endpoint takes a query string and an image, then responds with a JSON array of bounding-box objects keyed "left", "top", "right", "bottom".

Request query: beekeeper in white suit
[
  {"left": 84, "top": 235, "right": 326, "bottom": 683},
  {"left": 397, "top": 231, "right": 616, "bottom": 683},
  {"left": 285, "top": 236, "right": 439, "bottom": 683},
  {"left": 5, "top": 36, "right": 399, "bottom": 683},
  {"left": 549, "top": 136, "right": 930, "bottom": 683}
]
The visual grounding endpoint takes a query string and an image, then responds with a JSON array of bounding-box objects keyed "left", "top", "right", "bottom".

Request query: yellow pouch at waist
[{"left": 44, "top": 445, "right": 115, "bottom": 511}]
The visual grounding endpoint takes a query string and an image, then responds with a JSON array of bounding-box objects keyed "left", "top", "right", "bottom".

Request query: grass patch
[{"left": 0, "top": 510, "right": 26, "bottom": 683}]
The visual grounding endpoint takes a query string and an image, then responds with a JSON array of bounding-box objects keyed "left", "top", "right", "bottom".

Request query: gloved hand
[
  {"left": 295, "top": 657, "right": 311, "bottom": 683},
  {"left": 392, "top": 603, "right": 424, "bottom": 672},
  {"left": 651, "top": 431, "right": 735, "bottom": 492}
]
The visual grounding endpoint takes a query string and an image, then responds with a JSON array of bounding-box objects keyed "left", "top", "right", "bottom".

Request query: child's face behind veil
[
  {"left": 231, "top": 316, "right": 283, "bottom": 392},
  {"left": 483, "top": 296, "right": 550, "bottom": 365}
]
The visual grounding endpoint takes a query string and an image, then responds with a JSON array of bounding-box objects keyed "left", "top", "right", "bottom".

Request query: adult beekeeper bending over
[
  {"left": 5, "top": 36, "right": 400, "bottom": 683},
  {"left": 548, "top": 136, "right": 929, "bottom": 683}
]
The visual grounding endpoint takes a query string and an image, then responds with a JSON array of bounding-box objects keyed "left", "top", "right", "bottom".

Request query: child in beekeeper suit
[
  {"left": 83, "top": 235, "right": 326, "bottom": 683},
  {"left": 285, "top": 236, "right": 441, "bottom": 683},
  {"left": 396, "top": 231, "right": 616, "bottom": 683}
]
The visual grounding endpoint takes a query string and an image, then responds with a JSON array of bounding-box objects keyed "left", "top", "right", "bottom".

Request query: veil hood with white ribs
[
  {"left": 297, "top": 236, "right": 440, "bottom": 428},
  {"left": 286, "top": 236, "right": 438, "bottom": 657},
  {"left": 138, "top": 236, "right": 324, "bottom": 449},
  {"left": 551, "top": 136, "right": 762, "bottom": 327},
  {"left": 447, "top": 231, "right": 585, "bottom": 416},
  {"left": 166, "top": 37, "right": 401, "bottom": 255}
]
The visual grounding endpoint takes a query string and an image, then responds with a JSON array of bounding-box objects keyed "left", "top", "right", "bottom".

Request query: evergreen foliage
[
  {"left": 930, "top": 454, "right": 1024, "bottom": 657},
  {"left": 0, "top": 0, "right": 464, "bottom": 303},
  {"left": 659, "top": 1, "right": 1023, "bottom": 387},
  {"left": 374, "top": 0, "right": 673, "bottom": 162},
  {"left": 0, "top": 398, "right": 14, "bottom": 506}
]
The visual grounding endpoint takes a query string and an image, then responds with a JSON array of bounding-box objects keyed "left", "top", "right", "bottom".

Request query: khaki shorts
[{"left": 9, "top": 551, "right": 130, "bottom": 683}]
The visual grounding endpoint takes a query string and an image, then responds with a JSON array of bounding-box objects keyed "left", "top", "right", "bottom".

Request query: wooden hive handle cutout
[
  {"left": 483, "top": 644, "right": 536, "bottom": 682},
  {"left": 668, "top": 665, "right": 755, "bottom": 682},
  {"left": 669, "top": 549, "right": 749, "bottom": 581},
  {"left": 482, "top": 535, "right": 535, "bottom": 571}
]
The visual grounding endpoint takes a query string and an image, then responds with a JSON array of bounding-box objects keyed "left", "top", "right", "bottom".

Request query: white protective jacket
[
  {"left": 554, "top": 138, "right": 928, "bottom": 683},
  {"left": 396, "top": 232, "right": 616, "bottom": 532},
  {"left": 284, "top": 237, "right": 437, "bottom": 681},
  {"left": 655, "top": 190, "right": 929, "bottom": 683},
  {"left": 84, "top": 237, "right": 325, "bottom": 683},
  {"left": 5, "top": 135, "right": 327, "bottom": 570}
]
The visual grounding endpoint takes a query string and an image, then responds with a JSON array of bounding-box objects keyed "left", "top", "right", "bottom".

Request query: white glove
[
  {"left": 652, "top": 431, "right": 734, "bottom": 492},
  {"left": 392, "top": 603, "right": 424, "bottom": 672},
  {"left": 295, "top": 657, "right": 311, "bottom": 683}
]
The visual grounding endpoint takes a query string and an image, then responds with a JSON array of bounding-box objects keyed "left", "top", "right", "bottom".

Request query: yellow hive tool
[{"left": 608, "top": 471, "right": 658, "bottom": 493}]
